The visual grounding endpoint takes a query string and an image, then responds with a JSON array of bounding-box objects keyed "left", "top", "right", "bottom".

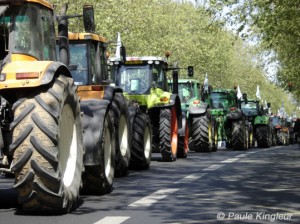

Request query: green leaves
[{"left": 54, "top": 0, "right": 299, "bottom": 116}]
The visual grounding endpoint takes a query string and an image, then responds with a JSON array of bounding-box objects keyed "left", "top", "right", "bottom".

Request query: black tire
[
  {"left": 191, "top": 114, "right": 213, "bottom": 152},
  {"left": 231, "top": 119, "right": 247, "bottom": 150},
  {"left": 130, "top": 112, "right": 152, "bottom": 170},
  {"left": 110, "top": 93, "right": 130, "bottom": 177},
  {"left": 159, "top": 107, "right": 178, "bottom": 162},
  {"left": 256, "top": 125, "right": 270, "bottom": 148},
  {"left": 81, "top": 108, "right": 115, "bottom": 195},
  {"left": 9, "top": 75, "right": 83, "bottom": 213}
]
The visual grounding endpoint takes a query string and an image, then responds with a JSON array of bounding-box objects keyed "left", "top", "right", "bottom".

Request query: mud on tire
[{"left": 9, "top": 75, "right": 84, "bottom": 213}]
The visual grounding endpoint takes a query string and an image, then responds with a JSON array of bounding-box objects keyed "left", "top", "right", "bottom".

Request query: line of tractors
[{"left": 0, "top": 0, "right": 298, "bottom": 214}]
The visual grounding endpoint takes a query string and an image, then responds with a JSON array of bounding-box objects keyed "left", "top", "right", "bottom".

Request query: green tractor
[
  {"left": 241, "top": 99, "right": 273, "bottom": 148},
  {"left": 109, "top": 55, "right": 183, "bottom": 162},
  {"left": 271, "top": 115, "right": 289, "bottom": 145},
  {"left": 170, "top": 77, "right": 217, "bottom": 152},
  {"left": 209, "top": 88, "right": 249, "bottom": 150}
]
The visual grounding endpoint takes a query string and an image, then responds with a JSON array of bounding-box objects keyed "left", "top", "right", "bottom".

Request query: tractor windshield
[
  {"left": 211, "top": 92, "right": 230, "bottom": 109},
  {"left": 0, "top": 3, "right": 56, "bottom": 61},
  {"left": 69, "top": 43, "right": 88, "bottom": 85},
  {"left": 241, "top": 101, "right": 258, "bottom": 116},
  {"left": 117, "top": 65, "right": 151, "bottom": 94},
  {"left": 272, "top": 116, "right": 281, "bottom": 127},
  {"left": 178, "top": 82, "right": 194, "bottom": 103}
]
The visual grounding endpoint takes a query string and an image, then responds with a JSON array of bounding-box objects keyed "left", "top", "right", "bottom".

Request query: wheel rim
[
  {"left": 59, "top": 104, "right": 77, "bottom": 188},
  {"left": 104, "top": 119, "right": 112, "bottom": 178},
  {"left": 119, "top": 114, "right": 129, "bottom": 156},
  {"left": 144, "top": 125, "right": 152, "bottom": 159},
  {"left": 171, "top": 107, "right": 178, "bottom": 155}
]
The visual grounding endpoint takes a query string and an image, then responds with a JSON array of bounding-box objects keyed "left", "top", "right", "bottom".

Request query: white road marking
[
  {"left": 173, "top": 173, "right": 207, "bottom": 184},
  {"left": 235, "top": 154, "right": 248, "bottom": 158},
  {"left": 221, "top": 158, "right": 240, "bottom": 163},
  {"left": 128, "top": 188, "right": 179, "bottom": 207},
  {"left": 94, "top": 216, "right": 130, "bottom": 224},
  {"left": 202, "top": 164, "right": 225, "bottom": 171}
]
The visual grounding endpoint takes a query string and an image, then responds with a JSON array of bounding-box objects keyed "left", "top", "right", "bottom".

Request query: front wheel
[
  {"left": 159, "top": 107, "right": 178, "bottom": 161},
  {"left": 81, "top": 110, "right": 115, "bottom": 195},
  {"left": 190, "top": 113, "right": 213, "bottom": 152},
  {"left": 130, "top": 112, "right": 152, "bottom": 170},
  {"left": 231, "top": 119, "right": 247, "bottom": 150},
  {"left": 110, "top": 93, "right": 130, "bottom": 177},
  {"left": 10, "top": 75, "right": 84, "bottom": 213}
]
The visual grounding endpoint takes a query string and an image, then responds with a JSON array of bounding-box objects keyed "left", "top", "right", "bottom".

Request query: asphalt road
[{"left": 1, "top": 144, "right": 300, "bottom": 224}]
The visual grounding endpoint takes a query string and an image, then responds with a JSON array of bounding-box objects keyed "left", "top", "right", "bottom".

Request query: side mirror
[
  {"left": 83, "top": 4, "right": 95, "bottom": 33},
  {"left": 187, "top": 66, "right": 194, "bottom": 77},
  {"left": 242, "top": 93, "right": 248, "bottom": 104},
  {"left": 121, "top": 45, "right": 126, "bottom": 62}
]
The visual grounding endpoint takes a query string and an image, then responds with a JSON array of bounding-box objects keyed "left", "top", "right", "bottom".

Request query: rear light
[
  {"left": 16, "top": 72, "right": 39, "bottom": 79},
  {"left": 91, "top": 85, "right": 102, "bottom": 91},
  {"left": 0, "top": 73, "right": 6, "bottom": 81},
  {"left": 193, "top": 100, "right": 200, "bottom": 104},
  {"left": 160, "top": 97, "right": 169, "bottom": 102},
  {"left": 230, "top": 107, "right": 236, "bottom": 111}
]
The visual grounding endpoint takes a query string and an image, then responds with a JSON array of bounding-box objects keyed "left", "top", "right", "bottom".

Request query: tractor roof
[
  {"left": 0, "top": 0, "right": 53, "bottom": 9},
  {"left": 178, "top": 78, "right": 199, "bottom": 83},
  {"left": 212, "top": 88, "right": 236, "bottom": 94},
  {"left": 109, "top": 56, "right": 168, "bottom": 64},
  {"left": 68, "top": 32, "right": 107, "bottom": 43}
]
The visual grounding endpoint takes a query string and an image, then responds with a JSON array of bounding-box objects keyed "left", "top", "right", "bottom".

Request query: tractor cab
[
  {"left": 110, "top": 56, "right": 169, "bottom": 95},
  {"left": 68, "top": 33, "right": 109, "bottom": 85},
  {"left": 0, "top": 1, "right": 56, "bottom": 63}
]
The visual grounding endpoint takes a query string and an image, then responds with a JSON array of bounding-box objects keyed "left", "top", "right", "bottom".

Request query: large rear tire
[
  {"left": 110, "top": 93, "right": 130, "bottom": 177},
  {"left": 9, "top": 75, "right": 83, "bottom": 213},
  {"left": 130, "top": 112, "right": 152, "bottom": 170},
  {"left": 81, "top": 110, "right": 115, "bottom": 195},
  {"left": 159, "top": 107, "right": 178, "bottom": 161}
]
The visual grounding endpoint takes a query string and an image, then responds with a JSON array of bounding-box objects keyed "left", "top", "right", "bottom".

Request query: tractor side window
[
  {"left": 0, "top": 6, "right": 9, "bottom": 61},
  {"left": 69, "top": 43, "right": 88, "bottom": 85},
  {"left": 90, "top": 43, "right": 96, "bottom": 83},
  {"left": 40, "top": 8, "right": 56, "bottom": 60},
  {"left": 152, "top": 65, "right": 165, "bottom": 90}
]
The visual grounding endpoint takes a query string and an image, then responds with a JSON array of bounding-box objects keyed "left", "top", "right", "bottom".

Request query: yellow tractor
[
  {"left": 67, "top": 30, "right": 131, "bottom": 182},
  {"left": 67, "top": 30, "right": 152, "bottom": 176},
  {"left": 0, "top": 0, "right": 114, "bottom": 213}
]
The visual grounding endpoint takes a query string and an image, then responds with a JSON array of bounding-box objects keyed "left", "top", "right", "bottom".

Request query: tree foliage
[
  {"left": 53, "top": 0, "right": 299, "bottom": 116},
  {"left": 206, "top": 0, "right": 300, "bottom": 98}
]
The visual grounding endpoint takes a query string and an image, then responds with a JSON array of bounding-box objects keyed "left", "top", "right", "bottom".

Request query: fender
[
  {"left": 0, "top": 61, "right": 71, "bottom": 89},
  {"left": 103, "top": 85, "right": 123, "bottom": 102},
  {"left": 227, "top": 109, "right": 243, "bottom": 120},
  {"left": 80, "top": 99, "right": 111, "bottom": 165},
  {"left": 170, "top": 94, "right": 182, "bottom": 129},
  {"left": 178, "top": 112, "right": 187, "bottom": 137},
  {"left": 189, "top": 102, "right": 208, "bottom": 115}
]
